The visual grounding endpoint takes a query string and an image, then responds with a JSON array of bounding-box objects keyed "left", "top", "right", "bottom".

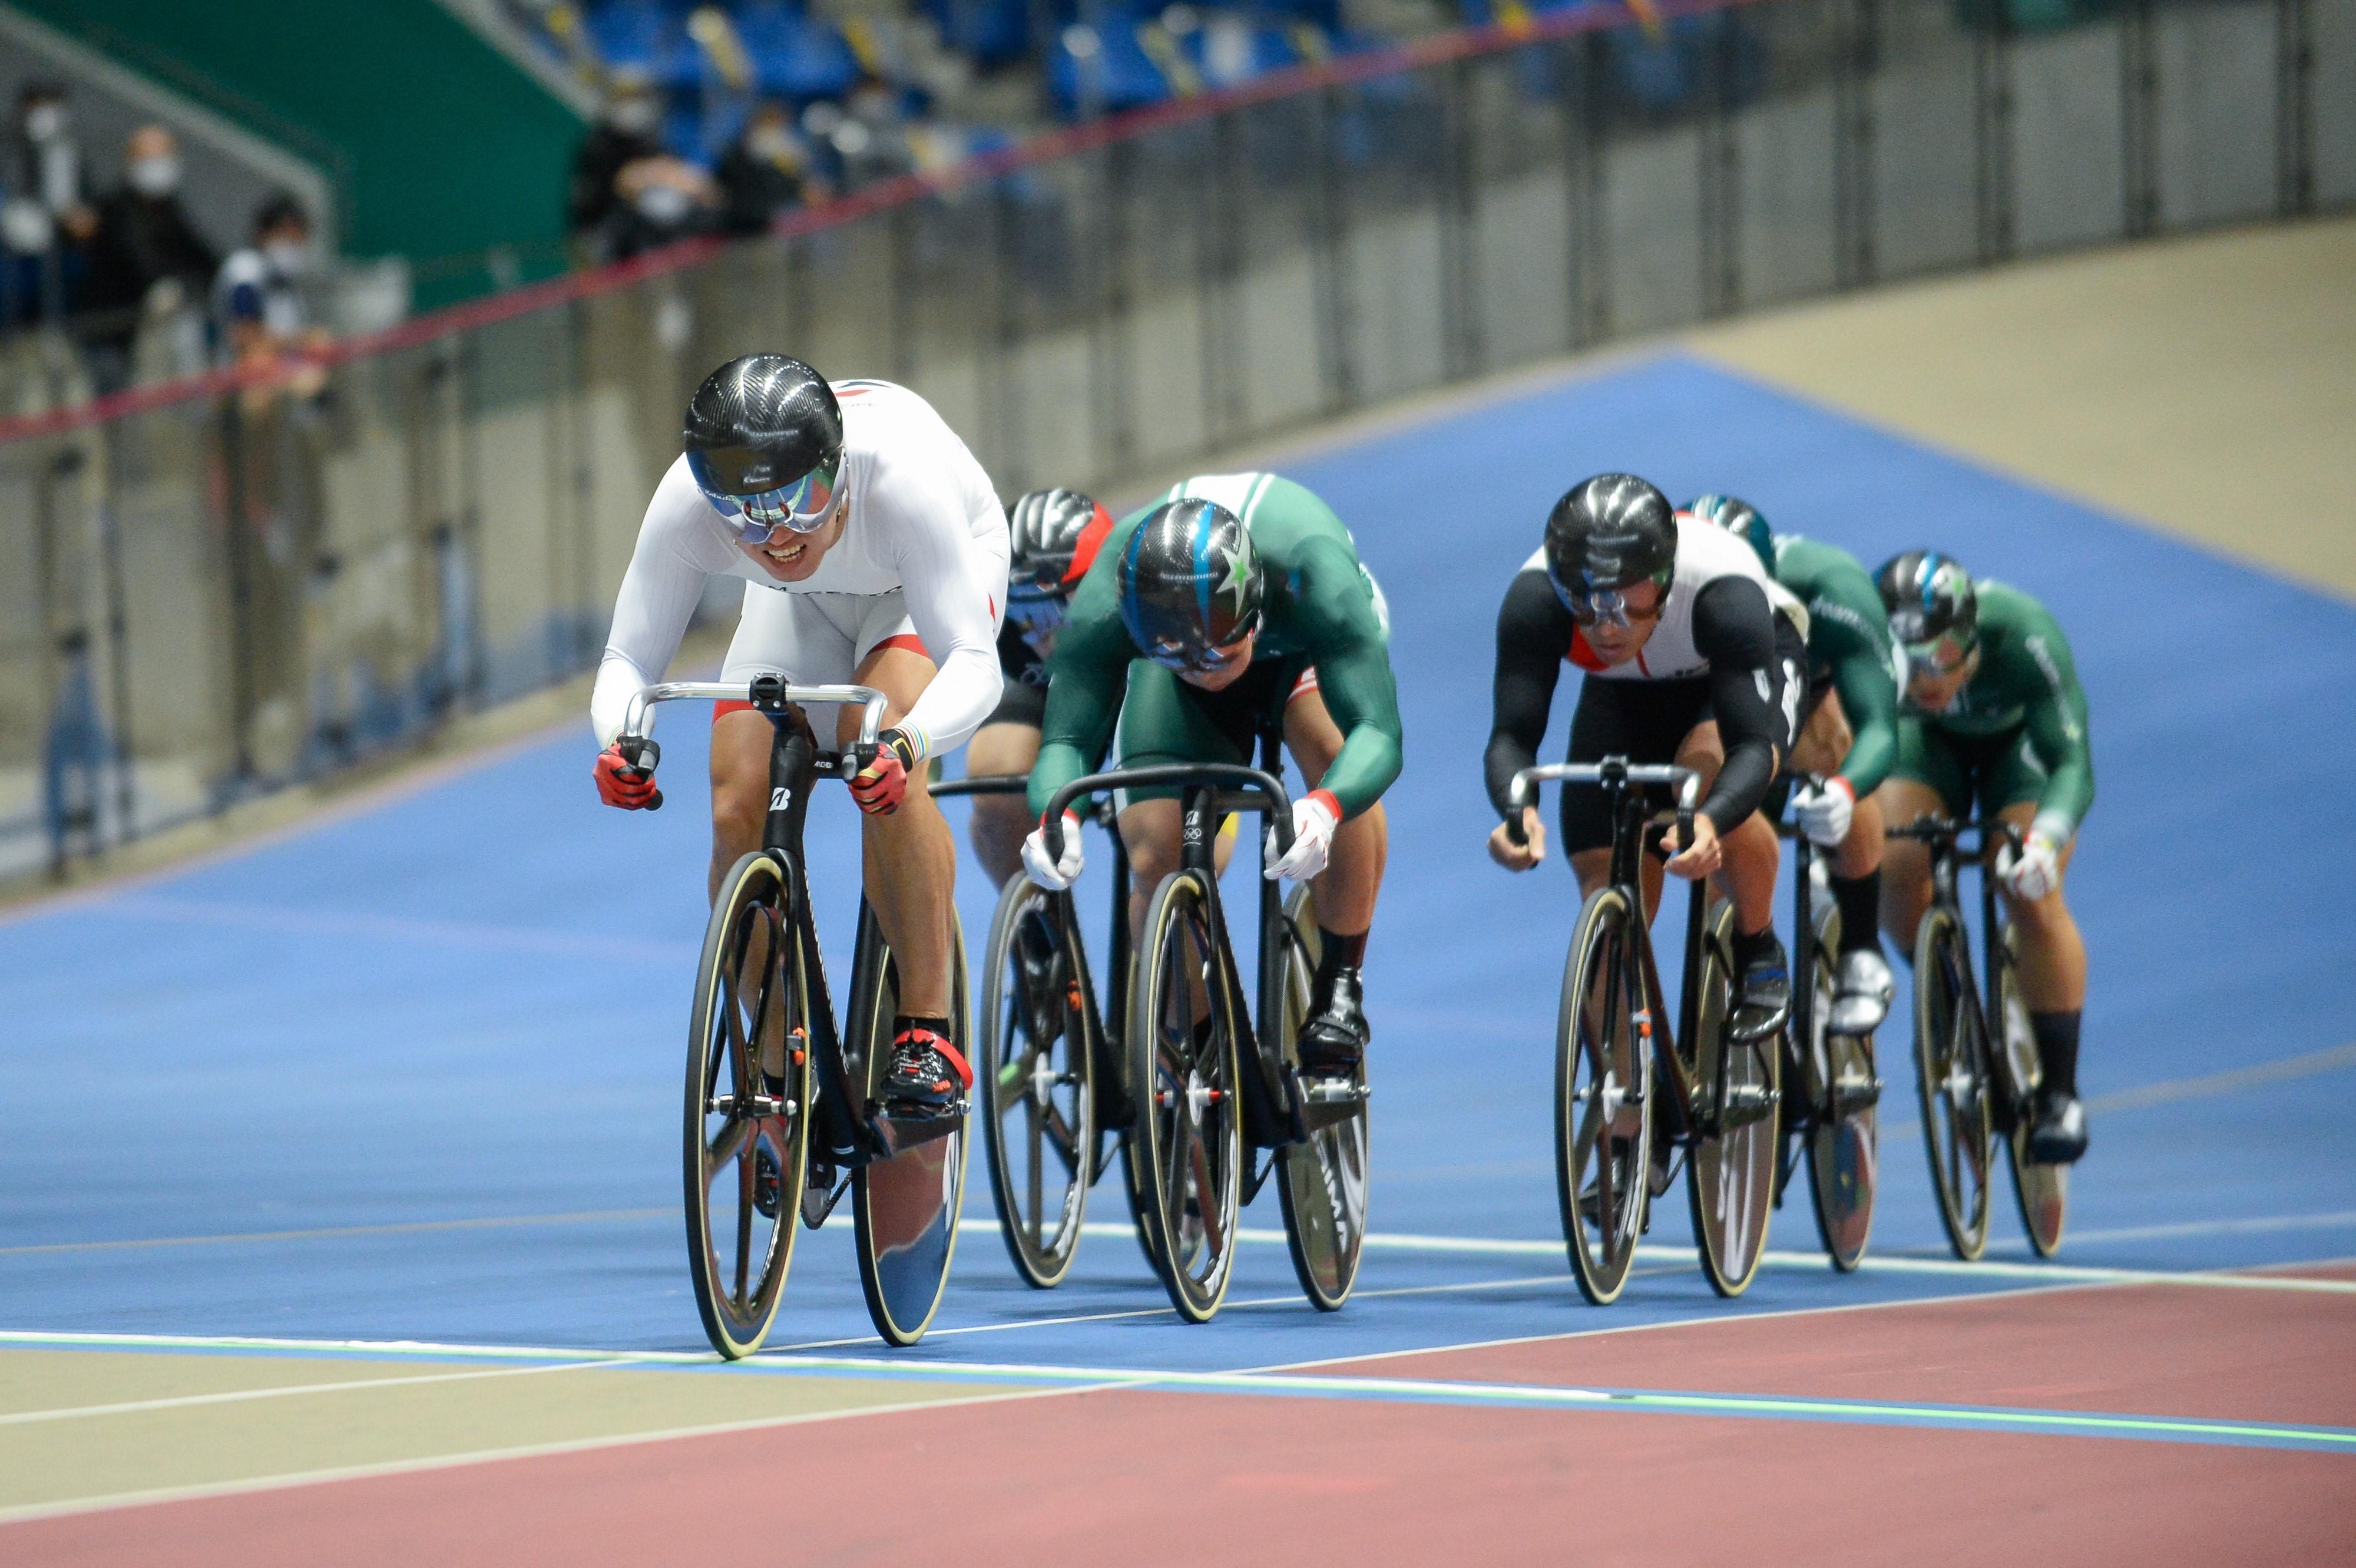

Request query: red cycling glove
[
  {"left": 849, "top": 728, "right": 919, "bottom": 816},
  {"left": 594, "top": 743, "right": 659, "bottom": 810}
]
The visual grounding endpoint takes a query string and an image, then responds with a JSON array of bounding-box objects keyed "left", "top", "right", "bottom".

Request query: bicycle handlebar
[
  {"left": 614, "top": 679, "right": 892, "bottom": 811},
  {"left": 926, "top": 773, "right": 1030, "bottom": 801},
  {"left": 1504, "top": 760, "right": 1701, "bottom": 853},
  {"left": 1041, "top": 763, "right": 1293, "bottom": 862},
  {"left": 1885, "top": 813, "right": 2026, "bottom": 854}
]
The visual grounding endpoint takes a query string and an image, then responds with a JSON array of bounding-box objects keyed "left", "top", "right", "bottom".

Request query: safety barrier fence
[{"left": 2, "top": 0, "right": 2348, "bottom": 877}]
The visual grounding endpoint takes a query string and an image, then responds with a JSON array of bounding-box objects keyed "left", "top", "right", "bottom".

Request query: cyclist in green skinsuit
[
  {"left": 1021, "top": 472, "right": 1403, "bottom": 1077},
  {"left": 1690, "top": 495, "right": 1902, "bottom": 1035},
  {"left": 1874, "top": 551, "right": 2095, "bottom": 1163}
]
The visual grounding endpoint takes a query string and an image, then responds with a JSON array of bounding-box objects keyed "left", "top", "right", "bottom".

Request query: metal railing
[{"left": 2, "top": 0, "right": 2348, "bottom": 879}]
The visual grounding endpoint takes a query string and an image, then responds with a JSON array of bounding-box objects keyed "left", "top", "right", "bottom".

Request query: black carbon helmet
[
  {"left": 1007, "top": 488, "right": 1116, "bottom": 606},
  {"left": 1877, "top": 549, "right": 1980, "bottom": 658},
  {"left": 683, "top": 354, "right": 843, "bottom": 532},
  {"left": 1544, "top": 474, "right": 1679, "bottom": 606},
  {"left": 1117, "top": 498, "right": 1264, "bottom": 671}
]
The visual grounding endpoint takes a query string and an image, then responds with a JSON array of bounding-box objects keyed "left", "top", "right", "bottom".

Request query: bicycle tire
[
  {"left": 1275, "top": 886, "right": 1370, "bottom": 1312},
  {"left": 1997, "top": 927, "right": 2067, "bottom": 1257},
  {"left": 683, "top": 851, "right": 813, "bottom": 1360},
  {"left": 1554, "top": 884, "right": 1654, "bottom": 1307},
  {"left": 1687, "top": 901, "right": 1781, "bottom": 1298},
  {"left": 1803, "top": 902, "right": 1877, "bottom": 1272},
  {"left": 978, "top": 873, "right": 1095, "bottom": 1289},
  {"left": 1912, "top": 906, "right": 1993, "bottom": 1261}
]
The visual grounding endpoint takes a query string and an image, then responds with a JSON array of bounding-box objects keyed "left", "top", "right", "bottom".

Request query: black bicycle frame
[{"left": 1895, "top": 815, "right": 2025, "bottom": 1111}]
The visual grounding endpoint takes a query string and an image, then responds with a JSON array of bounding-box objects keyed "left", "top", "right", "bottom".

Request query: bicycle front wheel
[
  {"left": 979, "top": 872, "right": 1096, "bottom": 1289},
  {"left": 684, "top": 851, "right": 813, "bottom": 1359},
  {"left": 1554, "top": 885, "right": 1654, "bottom": 1306},
  {"left": 1805, "top": 906, "right": 1878, "bottom": 1272},
  {"left": 1275, "top": 887, "right": 1369, "bottom": 1312},
  {"left": 1913, "top": 906, "right": 1993, "bottom": 1261},
  {"left": 1687, "top": 902, "right": 1781, "bottom": 1298},
  {"left": 1129, "top": 871, "right": 1245, "bottom": 1322}
]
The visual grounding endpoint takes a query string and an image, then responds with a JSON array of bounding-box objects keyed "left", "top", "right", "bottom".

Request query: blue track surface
[{"left": 7, "top": 352, "right": 2354, "bottom": 1372}]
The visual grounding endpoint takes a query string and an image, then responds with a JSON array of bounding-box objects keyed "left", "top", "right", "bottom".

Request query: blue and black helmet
[
  {"left": 1876, "top": 549, "right": 1980, "bottom": 670},
  {"left": 1687, "top": 492, "right": 1775, "bottom": 577},
  {"left": 1117, "top": 498, "right": 1264, "bottom": 672}
]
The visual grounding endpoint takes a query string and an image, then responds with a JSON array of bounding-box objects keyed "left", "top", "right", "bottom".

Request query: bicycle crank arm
[{"left": 707, "top": 1093, "right": 797, "bottom": 1117}]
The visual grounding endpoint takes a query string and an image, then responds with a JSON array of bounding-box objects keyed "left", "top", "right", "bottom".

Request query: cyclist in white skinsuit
[{"left": 590, "top": 357, "right": 1008, "bottom": 1107}]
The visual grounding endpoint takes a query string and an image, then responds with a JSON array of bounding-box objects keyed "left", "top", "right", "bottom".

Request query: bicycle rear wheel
[
  {"left": 684, "top": 851, "right": 813, "bottom": 1359},
  {"left": 1913, "top": 907, "right": 1993, "bottom": 1261},
  {"left": 1687, "top": 902, "right": 1781, "bottom": 1298},
  {"left": 979, "top": 874, "right": 1095, "bottom": 1289},
  {"left": 851, "top": 904, "right": 971, "bottom": 1347},
  {"left": 1997, "top": 928, "right": 2067, "bottom": 1258},
  {"left": 1129, "top": 871, "right": 1245, "bottom": 1322},
  {"left": 1554, "top": 885, "right": 1653, "bottom": 1306},
  {"left": 1275, "top": 887, "right": 1369, "bottom": 1312},
  {"left": 1805, "top": 907, "right": 1878, "bottom": 1272}
]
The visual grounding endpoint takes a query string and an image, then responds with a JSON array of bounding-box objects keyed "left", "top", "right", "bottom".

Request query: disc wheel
[
  {"left": 1129, "top": 871, "right": 1245, "bottom": 1322},
  {"left": 1913, "top": 905, "right": 1993, "bottom": 1261},
  {"left": 1275, "top": 887, "right": 1369, "bottom": 1312},
  {"left": 1553, "top": 885, "right": 1655, "bottom": 1307},
  {"left": 1687, "top": 901, "right": 1782, "bottom": 1298},
  {"left": 851, "top": 907, "right": 971, "bottom": 1347},
  {"left": 684, "top": 851, "right": 813, "bottom": 1360},
  {"left": 1997, "top": 928, "right": 2067, "bottom": 1257},
  {"left": 1804, "top": 907, "right": 1877, "bottom": 1272},
  {"left": 979, "top": 874, "right": 1096, "bottom": 1289}
]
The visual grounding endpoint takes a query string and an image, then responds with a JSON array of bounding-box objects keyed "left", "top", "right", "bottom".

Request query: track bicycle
[
  {"left": 929, "top": 775, "right": 1157, "bottom": 1287},
  {"left": 1037, "top": 727, "right": 1371, "bottom": 1321},
  {"left": 1508, "top": 757, "right": 1783, "bottom": 1304},
  {"left": 1890, "top": 813, "right": 2067, "bottom": 1261},
  {"left": 614, "top": 675, "right": 972, "bottom": 1357},
  {"left": 1771, "top": 793, "right": 1882, "bottom": 1272}
]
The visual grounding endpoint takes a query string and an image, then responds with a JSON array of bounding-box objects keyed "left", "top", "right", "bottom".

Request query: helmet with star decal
[{"left": 1116, "top": 497, "right": 1265, "bottom": 673}]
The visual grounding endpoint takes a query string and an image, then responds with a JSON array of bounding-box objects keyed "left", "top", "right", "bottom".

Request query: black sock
[
  {"left": 1731, "top": 921, "right": 1782, "bottom": 971},
  {"left": 894, "top": 1013, "right": 954, "bottom": 1047},
  {"left": 2030, "top": 1010, "right": 2080, "bottom": 1098},
  {"left": 1830, "top": 871, "right": 1882, "bottom": 957},
  {"left": 1316, "top": 927, "right": 1368, "bottom": 986}
]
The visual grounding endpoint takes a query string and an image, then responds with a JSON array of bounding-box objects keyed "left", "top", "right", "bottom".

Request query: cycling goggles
[
  {"left": 691, "top": 452, "right": 842, "bottom": 539},
  {"left": 1902, "top": 630, "right": 1974, "bottom": 676},
  {"left": 1550, "top": 574, "right": 1666, "bottom": 630}
]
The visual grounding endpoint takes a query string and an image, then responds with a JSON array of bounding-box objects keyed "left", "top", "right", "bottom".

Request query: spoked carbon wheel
[
  {"left": 684, "top": 852, "right": 813, "bottom": 1359},
  {"left": 1996, "top": 930, "right": 2066, "bottom": 1258},
  {"left": 1553, "top": 886, "right": 1655, "bottom": 1307},
  {"left": 979, "top": 874, "right": 1096, "bottom": 1289},
  {"left": 1687, "top": 902, "right": 1782, "bottom": 1298},
  {"left": 1129, "top": 871, "right": 1245, "bottom": 1322},
  {"left": 851, "top": 908, "right": 971, "bottom": 1347},
  {"left": 1913, "top": 907, "right": 1993, "bottom": 1261},
  {"left": 1804, "top": 911, "right": 1877, "bottom": 1272},
  {"left": 1275, "top": 888, "right": 1369, "bottom": 1312}
]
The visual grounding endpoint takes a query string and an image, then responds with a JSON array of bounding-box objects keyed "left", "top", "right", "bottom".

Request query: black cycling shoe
[
  {"left": 884, "top": 1025, "right": 974, "bottom": 1111},
  {"left": 2027, "top": 1089, "right": 2089, "bottom": 1165},
  {"left": 1726, "top": 931, "right": 1792, "bottom": 1045},
  {"left": 1296, "top": 968, "right": 1369, "bottom": 1078}
]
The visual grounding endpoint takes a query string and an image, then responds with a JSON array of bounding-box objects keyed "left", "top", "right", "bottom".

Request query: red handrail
[{"left": 0, "top": 0, "right": 1752, "bottom": 448}]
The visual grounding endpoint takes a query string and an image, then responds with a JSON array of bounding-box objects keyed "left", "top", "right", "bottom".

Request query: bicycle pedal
[{"left": 1301, "top": 1076, "right": 1368, "bottom": 1107}]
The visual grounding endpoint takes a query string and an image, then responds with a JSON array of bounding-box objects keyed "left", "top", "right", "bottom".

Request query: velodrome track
[{"left": 4, "top": 223, "right": 2353, "bottom": 1560}]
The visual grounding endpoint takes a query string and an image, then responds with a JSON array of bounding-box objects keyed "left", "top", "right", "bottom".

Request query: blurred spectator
[
  {"left": 600, "top": 154, "right": 719, "bottom": 260},
  {"left": 215, "top": 192, "right": 330, "bottom": 396},
  {"left": 81, "top": 125, "right": 219, "bottom": 392},
  {"left": 567, "top": 71, "right": 667, "bottom": 239},
  {"left": 3, "top": 81, "right": 97, "bottom": 326},
  {"left": 715, "top": 102, "right": 825, "bottom": 235}
]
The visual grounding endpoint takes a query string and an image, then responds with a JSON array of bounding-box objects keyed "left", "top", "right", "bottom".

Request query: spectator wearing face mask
[
  {"left": 568, "top": 71, "right": 667, "bottom": 239},
  {"left": 4, "top": 81, "right": 98, "bottom": 326},
  {"left": 714, "top": 102, "right": 825, "bottom": 237},
  {"left": 81, "top": 125, "right": 219, "bottom": 390},
  {"left": 214, "top": 191, "right": 327, "bottom": 386}
]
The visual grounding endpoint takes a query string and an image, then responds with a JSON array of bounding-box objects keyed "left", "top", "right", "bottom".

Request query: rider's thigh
[
  {"left": 1281, "top": 683, "right": 1345, "bottom": 780},
  {"left": 1995, "top": 799, "right": 2075, "bottom": 921},
  {"left": 965, "top": 721, "right": 1041, "bottom": 778},
  {"left": 1788, "top": 688, "right": 1852, "bottom": 778},
  {"left": 711, "top": 710, "right": 777, "bottom": 835},
  {"left": 1118, "top": 798, "right": 1186, "bottom": 885},
  {"left": 1872, "top": 778, "right": 1943, "bottom": 928},
  {"left": 845, "top": 639, "right": 939, "bottom": 775}
]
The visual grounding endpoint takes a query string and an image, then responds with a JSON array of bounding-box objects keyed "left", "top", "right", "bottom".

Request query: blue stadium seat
[
  {"left": 587, "top": 0, "right": 696, "bottom": 87},
  {"left": 1047, "top": 15, "right": 1172, "bottom": 118},
  {"left": 928, "top": 0, "right": 1033, "bottom": 69}
]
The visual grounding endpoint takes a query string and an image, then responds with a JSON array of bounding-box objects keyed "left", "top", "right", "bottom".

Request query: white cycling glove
[
  {"left": 1791, "top": 776, "right": 1854, "bottom": 849},
  {"left": 1022, "top": 811, "right": 1085, "bottom": 891},
  {"left": 2003, "top": 832, "right": 2062, "bottom": 902},
  {"left": 1265, "top": 790, "right": 1341, "bottom": 882}
]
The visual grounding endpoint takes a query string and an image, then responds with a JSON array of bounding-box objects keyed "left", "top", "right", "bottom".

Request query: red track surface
[{"left": 15, "top": 1277, "right": 2354, "bottom": 1567}]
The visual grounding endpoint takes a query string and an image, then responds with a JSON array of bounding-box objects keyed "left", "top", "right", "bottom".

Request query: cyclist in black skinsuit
[
  {"left": 961, "top": 488, "right": 1117, "bottom": 886},
  {"left": 1483, "top": 473, "right": 1807, "bottom": 1042}
]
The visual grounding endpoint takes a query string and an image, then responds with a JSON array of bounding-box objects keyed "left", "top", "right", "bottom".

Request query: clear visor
[
  {"left": 1551, "top": 575, "right": 1659, "bottom": 630},
  {"left": 1904, "top": 630, "right": 1974, "bottom": 676},
  {"left": 701, "top": 458, "right": 842, "bottom": 540}
]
